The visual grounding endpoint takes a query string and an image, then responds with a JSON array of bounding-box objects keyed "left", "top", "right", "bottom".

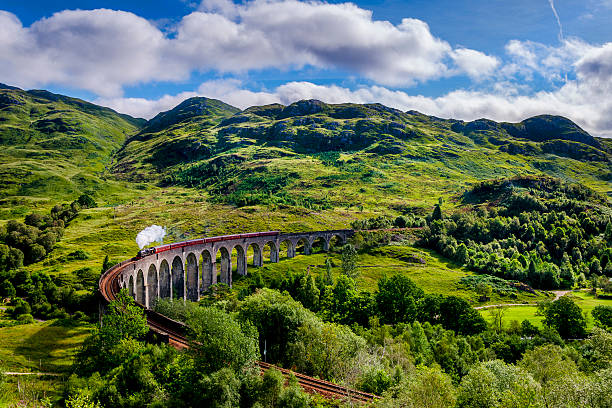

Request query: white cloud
[
  {"left": 502, "top": 38, "right": 593, "bottom": 82},
  {"left": 450, "top": 48, "right": 500, "bottom": 79},
  {"left": 0, "top": 1, "right": 489, "bottom": 96}
]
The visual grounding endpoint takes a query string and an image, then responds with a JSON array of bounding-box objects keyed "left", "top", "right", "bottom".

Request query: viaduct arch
[{"left": 120, "top": 229, "right": 352, "bottom": 308}]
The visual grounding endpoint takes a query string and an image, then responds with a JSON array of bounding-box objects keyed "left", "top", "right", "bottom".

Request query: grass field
[
  {"left": 480, "top": 292, "right": 612, "bottom": 330},
  {"left": 233, "top": 245, "right": 548, "bottom": 306},
  {"left": 0, "top": 319, "right": 93, "bottom": 405}
]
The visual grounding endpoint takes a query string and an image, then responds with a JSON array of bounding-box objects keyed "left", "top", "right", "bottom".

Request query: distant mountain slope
[
  {"left": 0, "top": 85, "right": 143, "bottom": 208},
  {"left": 113, "top": 98, "right": 611, "bottom": 210}
]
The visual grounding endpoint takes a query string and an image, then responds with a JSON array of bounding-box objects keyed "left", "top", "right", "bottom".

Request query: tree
[
  {"left": 376, "top": 274, "right": 424, "bottom": 324},
  {"left": 187, "top": 306, "right": 259, "bottom": 374},
  {"left": 324, "top": 258, "right": 333, "bottom": 286},
  {"left": 540, "top": 296, "right": 587, "bottom": 339},
  {"left": 341, "top": 244, "right": 358, "bottom": 279},
  {"left": 74, "top": 289, "right": 149, "bottom": 376},
  {"left": 77, "top": 194, "right": 97, "bottom": 209},
  {"left": 592, "top": 305, "right": 612, "bottom": 331},
  {"left": 520, "top": 344, "right": 577, "bottom": 408},
  {"left": 100, "top": 289, "right": 148, "bottom": 344},
  {"left": 439, "top": 296, "right": 487, "bottom": 335},
  {"left": 377, "top": 366, "right": 456, "bottom": 408},
  {"left": 432, "top": 204, "right": 443, "bottom": 221},
  {"left": 101, "top": 255, "right": 113, "bottom": 274},
  {"left": 456, "top": 243, "right": 469, "bottom": 265}
]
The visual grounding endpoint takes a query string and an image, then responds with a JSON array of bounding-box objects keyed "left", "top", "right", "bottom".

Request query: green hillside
[
  {"left": 0, "top": 84, "right": 144, "bottom": 217},
  {"left": 114, "top": 99, "right": 611, "bottom": 214}
]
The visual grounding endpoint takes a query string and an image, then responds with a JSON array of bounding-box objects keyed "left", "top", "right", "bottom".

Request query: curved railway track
[{"left": 99, "top": 252, "right": 376, "bottom": 404}]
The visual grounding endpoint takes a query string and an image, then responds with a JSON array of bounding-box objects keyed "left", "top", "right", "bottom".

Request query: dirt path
[
  {"left": 474, "top": 290, "right": 579, "bottom": 310},
  {"left": 2, "top": 372, "right": 63, "bottom": 377},
  {"left": 474, "top": 303, "right": 535, "bottom": 310}
]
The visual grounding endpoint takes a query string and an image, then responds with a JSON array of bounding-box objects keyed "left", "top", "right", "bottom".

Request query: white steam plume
[
  {"left": 548, "top": 0, "right": 564, "bottom": 42},
  {"left": 136, "top": 225, "right": 166, "bottom": 249}
]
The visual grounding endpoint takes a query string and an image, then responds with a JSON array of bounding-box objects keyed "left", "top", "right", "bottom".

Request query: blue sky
[{"left": 1, "top": 0, "right": 612, "bottom": 136}]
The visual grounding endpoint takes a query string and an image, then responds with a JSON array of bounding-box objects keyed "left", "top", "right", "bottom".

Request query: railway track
[{"left": 99, "top": 255, "right": 376, "bottom": 404}]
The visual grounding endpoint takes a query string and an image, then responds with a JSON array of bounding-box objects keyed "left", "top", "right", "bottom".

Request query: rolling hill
[
  {"left": 113, "top": 98, "right": 611, "bottom": 213},
  {"left": 0, "top": 84, "right": 144, "bottom": 217}
]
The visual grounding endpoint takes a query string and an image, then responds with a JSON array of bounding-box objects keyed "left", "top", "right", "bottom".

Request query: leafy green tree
[
  {"left": 101, "top": 255, "right": 113, "bottom": 274},
  {"left": 277, "top": 375, "right": 311, "bottom": 408},
  {"left": 456, "top": 243, "right": 469, "bottom": 265},
  {"left": 324, "top": 258, "right": 333, "bottom": 286},
  {"left": 520, "top": 344, "right": 578, "bottom": 408},
  {"left": 432, "top": 204, "right": 443, "bottom": 221},
  {"left": 457, "top": 360, "right": 541, "bottom": 408},
  {"left": 540, "top": 296, "right": 587, "bottom": 338},
  {"left": 341, "top": 244, "right": 358, "bottom": 279},
  {"left": 0, "top": 280, "right": 16, "bottom": 298},
  {"left": 377, "top": 366, "right": 456, "bottom": 408},
  {"left": 11, "top": 297, "right": 31, "bottom": 317},
  {"left": 592, "top": 305, "right": 612, "bottom": 331},
  {"left": 239, "top": 289, "right": 311, "bottom": 365},
  {"left": 376, "top": 274, "right": 424, "bottom": 324},
  {"left": 75, "top": 289, "right": 148, "bottom": 375},
  {"left": 77, "top": 194, "right": 97, "bottom": 209},
  {"left": 187, "top": 306, "right": 259, "bottom": 374},
  {"left": 439, "top": 295, "right": 487, "bottom": 335},
  {"left": 260, "top": 368, "right": 284, "bottom": 407}
]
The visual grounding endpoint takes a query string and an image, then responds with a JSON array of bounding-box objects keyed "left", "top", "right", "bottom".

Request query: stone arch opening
[
  {"left": 311, "top": 236, "right": 327, "bottom": 253},
  {"left": 329, "top": 234, "right": 344, "bottom": 252},
  {"left": 128, "top": 275, "right": 135, "bottom": 298},
  {"left": 279, "top": 240, "right": 295, "bottom": 259},
  {"left": 147, "top": 264, "right": 158, "bottom": 308},
  {"left": 200, "top": 249, "right": 214, "bottom": 293},
  {"left": 186, "top": 252, "right": 199, "bottom": 301},
  {"left": 171, "top": 256, "right": 185, "bottom": 301},
  {"left": 295, "top": 238, "right": 311, "bottom": 255},
  {"left": 231, "top": 245, "right": 246, "bottom": 276},
  {"left": 159, "top": 259, "right": 170, "bottom": 298},
  {"left": 263, "top": 241, "right": 279, "bottom": 263},
  {"left": 136, "top": 269, "right": 145, "bottom": 305},
  {"left": 217, "top": 247, "right": 231, "bottom": 286},
  {"left": 248, "top": 243, "right": 262, "bottom": 267}
]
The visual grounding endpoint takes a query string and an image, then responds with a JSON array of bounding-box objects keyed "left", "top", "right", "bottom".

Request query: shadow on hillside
[{"left": 13, "top": 321, "right": 91, "bottom": 373}]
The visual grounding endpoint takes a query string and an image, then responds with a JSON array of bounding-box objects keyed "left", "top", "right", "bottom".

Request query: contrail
[{"left": 548, "top": 0, "right": 564, "bottom": 42}]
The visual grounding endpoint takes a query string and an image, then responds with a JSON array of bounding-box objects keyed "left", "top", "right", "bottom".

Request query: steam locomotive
[{"left": 136, "top": 231, "right": 280, "bottom": 259}]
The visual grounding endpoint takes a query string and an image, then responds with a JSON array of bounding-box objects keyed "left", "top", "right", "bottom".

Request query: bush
[
  {"left": 17, "top": 313, "right": 34, "bottom": 324},
  {"left": 11, "top": 297, "right": 31, "bottom": 317}
]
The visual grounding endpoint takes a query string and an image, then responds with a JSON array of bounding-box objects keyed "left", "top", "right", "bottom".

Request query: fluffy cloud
[
  {"left": 0, "top": 1, "right": 500, "bottom": 96},
  {"left": 450, "top": 48, "right": 499, "bottom": 79},
  {"left": 0, "top": 9, "right": 181, "bottom": 97}
]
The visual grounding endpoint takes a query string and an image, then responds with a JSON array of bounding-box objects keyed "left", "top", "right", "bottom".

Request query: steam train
[{"left": 136, "top": 231, "right": 280, "bottom": 259}]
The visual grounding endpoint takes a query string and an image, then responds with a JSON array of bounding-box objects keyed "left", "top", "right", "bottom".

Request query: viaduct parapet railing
[{"left": 112, "top": 229, "right": 353, "bottom": 309}]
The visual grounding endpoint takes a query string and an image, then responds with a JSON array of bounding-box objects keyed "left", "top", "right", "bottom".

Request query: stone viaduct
[{"left": 118, "top": 230, "right": 353, "bottom": 308}]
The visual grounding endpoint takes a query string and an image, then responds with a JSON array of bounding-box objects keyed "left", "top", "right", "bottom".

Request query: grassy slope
[
  {"left": 0, "top": 315, "right": 93, "bottom": 405},
  {"left": 113, "top": 100, "right": 612, "bottom": 214},
  {"left": 0, "top": 87, "right": 144, "bottom": 219}
]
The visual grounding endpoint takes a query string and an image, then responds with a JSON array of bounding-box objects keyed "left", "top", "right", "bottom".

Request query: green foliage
[
  {"left": 340, "top": 244, "right": 358, "bottom": 279},
  {"left": 422, "top": 176, "right": 612, "bottom": 290},
  {"left": 187, "top": 306, "right": 259, "bottom": 374},
  {"left": 74, "top": 289, "right": 148, "bottom": 376},
  {"left": 592, "top": 305, "right": 612, "bottom": 330},
  {"left": 539, "top": 296, "right": 587, "bottom": 339},
  {"left": 377, "top": 366, "right": 456, "bottom": 408},
  {"left": 376, "top": 274, "right": 424, "bottom": 325}
]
